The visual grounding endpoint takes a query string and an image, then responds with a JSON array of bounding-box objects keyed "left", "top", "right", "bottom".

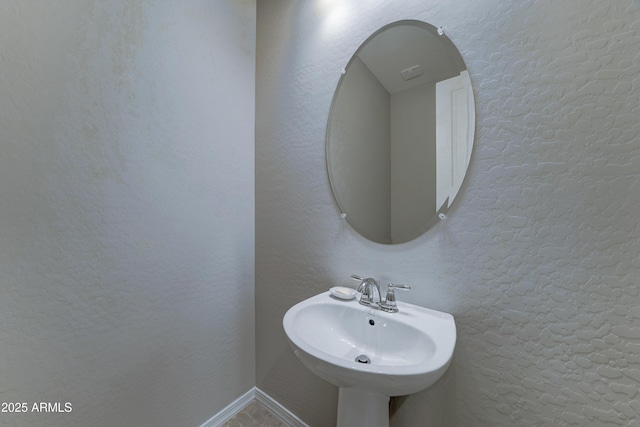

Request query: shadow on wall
[
  {"left": 262, "top": 345, "right": 338, "bottom": 425},
  {"left": 390, "top": 361, "right": 458, "bottom": 427}
]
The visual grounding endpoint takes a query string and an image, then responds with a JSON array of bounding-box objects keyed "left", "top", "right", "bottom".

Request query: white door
[{"left": 435, "top": 70, "right": 475, "bottom": 212}]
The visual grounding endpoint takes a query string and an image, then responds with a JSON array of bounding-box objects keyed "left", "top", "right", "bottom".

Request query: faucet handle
[
  {"left": 388, "top": 283, "right": 411, "bottom": 291},
  {"left": 380, "top": 283, "right": 411, "bottom": 313},
  {"left": 351, "top": 275, "right": 366, "bottom": 292}
]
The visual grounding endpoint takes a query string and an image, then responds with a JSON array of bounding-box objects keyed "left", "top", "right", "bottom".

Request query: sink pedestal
[{"left": 337, "top": 387, "right": 390, "bottom": 427}]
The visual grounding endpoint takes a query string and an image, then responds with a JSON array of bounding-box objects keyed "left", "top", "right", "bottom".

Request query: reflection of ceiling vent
[{"left": 400, "top": 64, "right": 424, "bottom": 81}]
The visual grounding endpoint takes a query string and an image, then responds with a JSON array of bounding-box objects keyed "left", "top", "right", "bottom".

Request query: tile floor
[{"left": 220, "top": 400, "right": 288, "bottom": 427}]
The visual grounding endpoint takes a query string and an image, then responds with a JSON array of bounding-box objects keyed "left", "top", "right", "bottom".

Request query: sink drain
[{"left": 355, "top": 354, "right": 371, "bottom": 364}]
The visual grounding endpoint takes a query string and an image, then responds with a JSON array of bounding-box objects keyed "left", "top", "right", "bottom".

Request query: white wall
[
  {"left": 0, "top": 2, "right": 255, "bottom": 427},
  {"left": 328, "top": 56, "right": 391, "bottom": 243},
  {"left": 256, "top": 1, "right": 640, "bottom": 426},
  {"left": 390, "top": 82, "right": 436, "bottom": 243}
]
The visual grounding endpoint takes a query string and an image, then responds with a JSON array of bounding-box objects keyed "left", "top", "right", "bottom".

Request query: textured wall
[
  {"left": 0, "top": 1, "right": 255, "bottom": 426},
  {"left": 256, "top": 1, "right": 640, "bottom": 426}
]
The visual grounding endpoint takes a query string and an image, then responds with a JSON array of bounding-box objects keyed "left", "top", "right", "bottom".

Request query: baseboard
[
  {"left": 254, "top": 387, "right": 309, "bottom": 427},
  {"left": 198, "top": 388, "right": 254, "bottom": 427},
  {"left": 198, "top": 387, "right": 309, "bottom": 427}
]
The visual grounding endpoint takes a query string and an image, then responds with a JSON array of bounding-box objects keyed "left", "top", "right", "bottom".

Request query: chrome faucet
[
  {"left": 351, "top": 275, "right": 411, "bottom": 312},
  {"left": 351, "top": 275, "right": 382, "bottom": 308}
]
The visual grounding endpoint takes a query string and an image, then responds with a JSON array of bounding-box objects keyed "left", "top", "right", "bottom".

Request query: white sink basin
[{"left": 283, "top": 291, "right": 456, "bottom": 426}]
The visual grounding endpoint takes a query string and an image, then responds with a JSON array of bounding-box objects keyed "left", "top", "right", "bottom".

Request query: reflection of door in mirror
[{"left": 436, "top": 70, "right": 475, "bottom": 212}]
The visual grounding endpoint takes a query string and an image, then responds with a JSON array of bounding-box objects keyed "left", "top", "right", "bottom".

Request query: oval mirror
[{"left": 326, "top": 20, "right": 476, "bottom": 244}]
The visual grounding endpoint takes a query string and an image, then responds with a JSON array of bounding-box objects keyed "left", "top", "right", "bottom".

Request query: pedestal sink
[{"left": 283, "top": 291, "right": 456, "bottom": 427}]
